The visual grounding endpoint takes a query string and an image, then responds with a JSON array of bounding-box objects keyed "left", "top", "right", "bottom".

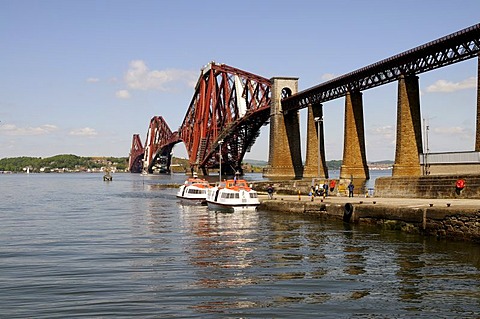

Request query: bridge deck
[{"left": 282, "top": 23, "right": 480, "bottom": 112}]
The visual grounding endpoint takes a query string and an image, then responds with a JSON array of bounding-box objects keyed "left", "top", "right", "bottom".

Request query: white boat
[
  {"left": 206, "top": 179, "right": 260, "bottom": 212},
  {"left": 176, "top": 176, "right": 211, "bottom": 204}
]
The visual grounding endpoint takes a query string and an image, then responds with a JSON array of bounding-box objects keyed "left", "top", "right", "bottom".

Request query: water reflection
[
  {"left": 396, "top": 243, "right": 427, "bottom": 301},
  {"left": 179, "top": 204, "right": 259, "bottom": 289}
]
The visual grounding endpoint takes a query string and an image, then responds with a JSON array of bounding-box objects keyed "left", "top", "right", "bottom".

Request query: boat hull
[
  {"left": 206, "top": 200, "right": 259, "bottom": 212},
  {"left": 176, "top": 195, "right": 207, "bottom": 205}
]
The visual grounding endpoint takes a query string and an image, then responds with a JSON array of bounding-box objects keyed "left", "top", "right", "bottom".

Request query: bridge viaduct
[
  {"left": 129, "top": 23, "right": 480, "bottom": 181},
  {"left": 264, "top": 23, "right": 480, "bottom": 180}
]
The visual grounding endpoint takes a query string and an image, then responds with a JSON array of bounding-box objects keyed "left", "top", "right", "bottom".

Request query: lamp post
[
  {"left": 314, "top": 117, "right": 323, "bottom": 178},
  {"left": 218, "top": 139, "right": 224, "bottom": 183},
  {"left": 424, "top": 119, "right": 430, "bottom": 175}
]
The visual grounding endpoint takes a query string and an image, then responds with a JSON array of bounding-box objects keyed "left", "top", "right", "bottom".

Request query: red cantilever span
[
  {"left": 129, "top": 61, "right": 271, "bottom": 175},
  {"left": 128, "top": 134, "right": 144, "bottom": 173}
]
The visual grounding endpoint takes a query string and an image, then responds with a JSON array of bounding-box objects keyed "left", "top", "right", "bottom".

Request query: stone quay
[{"left": 253, "top": 181, "right": 480, "bottom": 243}]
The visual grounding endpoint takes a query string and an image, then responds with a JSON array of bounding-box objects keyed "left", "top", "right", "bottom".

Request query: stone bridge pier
[
  {"left": 340, "top": 90, "right": 369, "bottom": 180},
  {"left": 263, "top": 77, "right": 303, "bottom": 179},
  {"left": 264, "top": 57, "right": 479, "bottom": 182},
  {"left": 392, "top": 75, "right": 423, "bottom": 176},
  {"left": 303, "top": 103, "right": 328, "bottom": 179}
]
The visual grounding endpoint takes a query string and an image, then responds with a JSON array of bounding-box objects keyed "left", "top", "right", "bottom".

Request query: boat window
[{"left": 187, "top": 189, "right": 206, "bottom": 195}]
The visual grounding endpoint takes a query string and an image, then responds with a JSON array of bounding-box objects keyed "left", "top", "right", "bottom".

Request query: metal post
[
  {"left": 218, "top": 139, "right": 223, "bottom": 183},
  {"left": 425, "top": 123, "right": 430, "bottom": 175},
  {"left": 422, "top": 118, "right": 430, "bottom": 175}
]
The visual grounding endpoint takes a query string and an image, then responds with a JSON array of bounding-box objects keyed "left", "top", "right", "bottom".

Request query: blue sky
[{"left": 1, "top": 0, "right": 479, "bottom": 162}]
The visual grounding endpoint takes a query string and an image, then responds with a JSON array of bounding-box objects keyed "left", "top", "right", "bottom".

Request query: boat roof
[
  {"left": 185, "top": 178, "right": 210, "bottom": 185},
  {"left": 217, "top": 179, "right": 251, "bottom": 189}
]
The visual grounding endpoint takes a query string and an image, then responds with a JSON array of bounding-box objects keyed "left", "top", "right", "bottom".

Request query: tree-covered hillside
[{"left": 0, "top": 154, "right": 128, "bottom": 172}]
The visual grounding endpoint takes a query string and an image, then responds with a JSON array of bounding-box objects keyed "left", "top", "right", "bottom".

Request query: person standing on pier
[
  {"left": 329, "top": 179, "right": 336, "bottom": 194},
  {"left": 323, "top": 181, "right": 328, "bottom": 197},
  {"left": 348, "top": 182, "right": 354, "bottom": 197},
  {"left": 267, "top": 184, "right": 274, "bottom": 199}
]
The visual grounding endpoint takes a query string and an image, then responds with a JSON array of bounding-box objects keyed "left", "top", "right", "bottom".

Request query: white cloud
[
  {"left": 369, "top": 125, "right": 395, "bottom": 139},
  {"left": 0, "top": 123, "right": 58, "bottom": 136},
  {"left": 426, "top": 77, "right": 476, "bottom": 93},
  {"left": 432, "top": 126, "right": 471, "bottom": 138},
  {"left": 321, "top": 73, "right": 336, "bottom": 82},
  {"left": 69, "top": 127, "right": 98, "bottom": 137},
  {"left": 124, "top": 60, "right": 197, "bottom": 91},
  {"left": 115, "top": 90, "right": 131, "bottom": 99},
  {"left": 86, "top": 77, "right": 100, "bottom": 83}
]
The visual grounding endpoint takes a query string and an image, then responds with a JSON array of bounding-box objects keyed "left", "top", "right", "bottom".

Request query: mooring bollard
[{"left": 343, "top": 203, "right": 354, "bottom": 223}]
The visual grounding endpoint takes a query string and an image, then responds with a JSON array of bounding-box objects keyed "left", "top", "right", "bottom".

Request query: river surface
[{"left": 1, "top": 173, "right": 479, "bottom": 318}]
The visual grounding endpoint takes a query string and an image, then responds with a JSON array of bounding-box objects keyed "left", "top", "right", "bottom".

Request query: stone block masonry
[{"left": 375, "top": 175, "right": 480, "bottom": 199}]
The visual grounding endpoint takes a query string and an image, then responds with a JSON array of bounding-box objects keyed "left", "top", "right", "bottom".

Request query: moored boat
[
  {"left": 206, "top": 179, "right": 260, "bottom": 212},
  {"left": 176, "top": 176, "right": 211, "bottom": 204}
]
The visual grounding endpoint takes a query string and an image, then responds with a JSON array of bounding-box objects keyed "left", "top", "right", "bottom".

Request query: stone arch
[{"left": 281, "top": 87, "right": 292, "bottom": 99}]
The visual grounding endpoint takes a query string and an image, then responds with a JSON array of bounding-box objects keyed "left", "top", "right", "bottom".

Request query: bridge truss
[
  {"left": 282, "top": 23, "right": 480, "bottom": 112},
  {"left": 128, "top": 134, "right": 144, "bottom": 173},
  {"left": 129, "top": 62, "right": 271, "bottom": 175},
  {"left": 180, "top": 62, "right": 271, "bottom": 175}
]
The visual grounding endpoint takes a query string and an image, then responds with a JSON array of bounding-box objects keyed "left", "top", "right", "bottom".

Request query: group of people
[
  {"left": 266, "top": 179, "right": 355, "bottom": 200},
  {"left": 310, "top": 180, "right": 355, "bottom": 198},
  {"left": 311, "top": 179, "right": 338, "bottom": 198}
]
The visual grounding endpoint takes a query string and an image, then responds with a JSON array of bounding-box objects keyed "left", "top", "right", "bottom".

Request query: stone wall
[
  {"left": 375, "top": 174, "right": 480, "bottom": 199},
  {"left": 253, "top": 180, "right": 312, "bottom": 195},
  {"left": 424, "top": 208, "right": 480, "bottom": 241},
  {"left": 352, "top": 204, "right": 480, "bottom": 242},
  {"left": 259, "top": 199, "right": 480, "bottom": 243}
]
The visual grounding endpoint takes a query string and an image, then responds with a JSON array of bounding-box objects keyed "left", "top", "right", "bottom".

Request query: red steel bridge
[
  {"left": 129, "top": 23, "right": 480, "bottom": 178},
  {"left": 128, "top": 62, "right": 271, "bottom": 175}
]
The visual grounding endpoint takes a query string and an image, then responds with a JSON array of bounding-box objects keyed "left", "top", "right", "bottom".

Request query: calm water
[{"left": 1, "top": 173, "right": 479, "bottom": 318}]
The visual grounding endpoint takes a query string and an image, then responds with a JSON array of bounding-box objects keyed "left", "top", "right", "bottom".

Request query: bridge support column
[
  {"left": 340, "top": 91, "right": 369, "bottom": 180},
  {"left": 476, "top": 54, "right": 480, "bottom": 151},
  {"left": 392, "top": 75, "right": 423, "bottom": 176},
  {"left": 263, "top": 77, "right": 303, "bottom": 179},
  {"left": 304, "top": 103, "right": 328, "bottom": 178}
]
